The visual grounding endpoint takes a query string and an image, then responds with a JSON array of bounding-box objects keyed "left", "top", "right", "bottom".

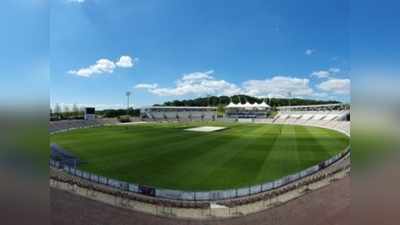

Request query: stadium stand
[
  {"left": 141, "top": 106, "right": 217, "bottom": 121},
  {"left": 268, "top": 104, "right": 350, "bottom": 135},
  {"left": 49, "top": 118, "right": 118, "bottom": 133}
]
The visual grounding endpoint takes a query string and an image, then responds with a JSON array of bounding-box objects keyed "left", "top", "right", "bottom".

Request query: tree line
[
  {"left": 50, "top": 103, "right": 140, "bottom": 120},
  {"left": 97, "top": 108, "right": 140, "bottom": 118},
  {"left": 158, "top": 95, "right": 340, "bottom": 108},
  {"left": 50, "top": 104, "right": 85, "bottom": 120}
]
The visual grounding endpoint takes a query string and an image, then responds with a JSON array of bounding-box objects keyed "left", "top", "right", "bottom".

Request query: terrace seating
[
  {"left": 203, "top": 112, "right": 215, "bottom": 120},
  {"left": 269, "top": 109, "right": 350, "bottom": 135},
  {"left": 49, "top": 119, "right": 117, "bottom": 133},
  {"left": 191, "top": 112, "right": 203, "bottom": 120},
  {"left": 164, "top": 112, "right": 177, "bottom": 120},
  {"left": 151, "top": 111, "right": 164, "bottom": 120},
  {"left": 179, "top": 111, "right": 190, "bottom": 120}
]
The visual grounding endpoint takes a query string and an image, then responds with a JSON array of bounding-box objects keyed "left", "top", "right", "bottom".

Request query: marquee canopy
[{"left": 226, "top": 101, "right": 271, "bottom": 110}]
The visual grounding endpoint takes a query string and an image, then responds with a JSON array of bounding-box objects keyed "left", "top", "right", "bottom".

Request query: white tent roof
[
  {"left": 257, "top": 101, "right": 271, "bottom": 108},
  {"left": 225, "top": 101, "right": 270, "bottom": 109},
  {"left": 244, "top": 102, "right": 253, "bottom": 107},
  {"left": 226, "top": 102, "right": 238, "bottom": 108}
]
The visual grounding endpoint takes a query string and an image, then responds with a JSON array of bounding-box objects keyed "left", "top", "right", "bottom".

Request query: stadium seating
[
  {"left": 144, "top": 109, "right": 216, "bottom": 121},
  {"left": 49, "top": 118, "right": 117, "bottom": 133},
  {"left": 269, "top": 109, "right": 350, "bottom": 135},
  {"left": 203, "top": 111, "right": 215, "bottom": 120},
  {"left": 164, "top": 112, "right": 176, "bottom": 120},
  {"left": 179, "top": 111, "right": 190, "bottom": 120},
  {"left": 191, "top": 112, "right": 203, "bottom": 120}
]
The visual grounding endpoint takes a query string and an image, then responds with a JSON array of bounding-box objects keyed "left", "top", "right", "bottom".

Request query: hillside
[{"left": 157, "top": 95, "right": 340, "bottom": 108}]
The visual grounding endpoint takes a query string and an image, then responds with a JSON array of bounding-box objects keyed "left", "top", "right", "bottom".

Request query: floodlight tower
[
  {"left": 126, "top": 91, "right": 131, "bottom": 115},
  {"left": 267, "top": 94, "right": 272, "bottom": 105}
]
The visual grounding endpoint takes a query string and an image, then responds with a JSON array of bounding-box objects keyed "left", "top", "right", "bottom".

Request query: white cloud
[
  {"left": 116, "top": 56, "right": 136, "bottom": 68},
  {"left": 311, "top": 70, "right": 331, "bottom": 79},
  {"left": 135, "top": 70, "right": 350, "bottom": 99},
  {"left": 311, "top": 68, "right": 341, "bottom": 79},
  {"left": 243, "top": 76, "right": 315, "bottom": 98},
  {"left": 317, "top": 78, "right": 350, "bottom": 95},
  {"left": 181, "top": 70, "right": 214, "bottom": 81},
  {"left": 135, "top": 83, "right": 159, "bottom": 89},
  {"left": 329, "top": 67, "right": 341, "bottom": 73},
  {"left": 135, "top": 71, "right": 241, "bottom": 97},
  {"left": 136, "top": 72, "right": 319, "bottom": 99},
  {"left": 305, "top": 49, "right": 316, "bottom": 55},
  {"left": 68, "top": 59, "right": 116, "bottom": 77},
  {"left": 68, "top": 55, "right": 136, "bottom": 77}
]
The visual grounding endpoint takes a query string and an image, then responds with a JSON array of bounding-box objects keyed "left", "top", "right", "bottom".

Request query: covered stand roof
[
  {"left": 225, "top": 101, "right": 271, "bottom": 110},
  {"left": 257, "top": 101, "right": 271, "bottom": 109}
]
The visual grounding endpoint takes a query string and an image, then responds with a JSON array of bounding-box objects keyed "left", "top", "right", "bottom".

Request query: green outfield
[{"left": 50, "top": 121, "right": 349, "bottom": 191}]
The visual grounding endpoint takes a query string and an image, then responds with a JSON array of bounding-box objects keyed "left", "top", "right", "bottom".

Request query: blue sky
[
  {"left": 0, "top": 0, "right": 48, "bottom": 105},
  {"left": 51, "top": 0, "right": 350, "bottom": 109}
]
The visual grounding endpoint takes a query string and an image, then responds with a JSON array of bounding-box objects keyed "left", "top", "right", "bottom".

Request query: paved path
[{"left": 51, "top": 176, "right": 350, "bottom": 225}]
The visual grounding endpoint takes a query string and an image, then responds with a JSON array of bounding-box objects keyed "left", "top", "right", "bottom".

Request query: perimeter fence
[{"left": 49, "top": 147, "right": 350, "bottom": 201}]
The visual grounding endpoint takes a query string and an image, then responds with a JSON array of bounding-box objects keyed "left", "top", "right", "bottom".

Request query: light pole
[{"left": 126, "top": 91, "right": 131, "bottom": 115}]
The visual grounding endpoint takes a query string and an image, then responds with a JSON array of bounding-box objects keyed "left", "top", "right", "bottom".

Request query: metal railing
[{"left": 50, "top": 147, "right": 350, "bottom": 201}]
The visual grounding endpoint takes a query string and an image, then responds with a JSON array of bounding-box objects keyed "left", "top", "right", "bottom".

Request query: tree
[
  {"left": 79, "top": 106, "right": 85, "bottom": 116},
  {"left": 63, "top": 105, "right": 70, "bottom": 119},
  {"left": 63, "top": 105, "right": 70, "bottom": 113},
  {"left": 54, "top": 103, "right": 61, "bottom": 115},
  {"left": 72, "top": 103, "right": 79, "bottom": 118},
  {"left": 54, "top": 104, "right": 61, "bottom": 114},
  {"left": 217, "top": 104, "right": 225, "bottom": 116}
]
